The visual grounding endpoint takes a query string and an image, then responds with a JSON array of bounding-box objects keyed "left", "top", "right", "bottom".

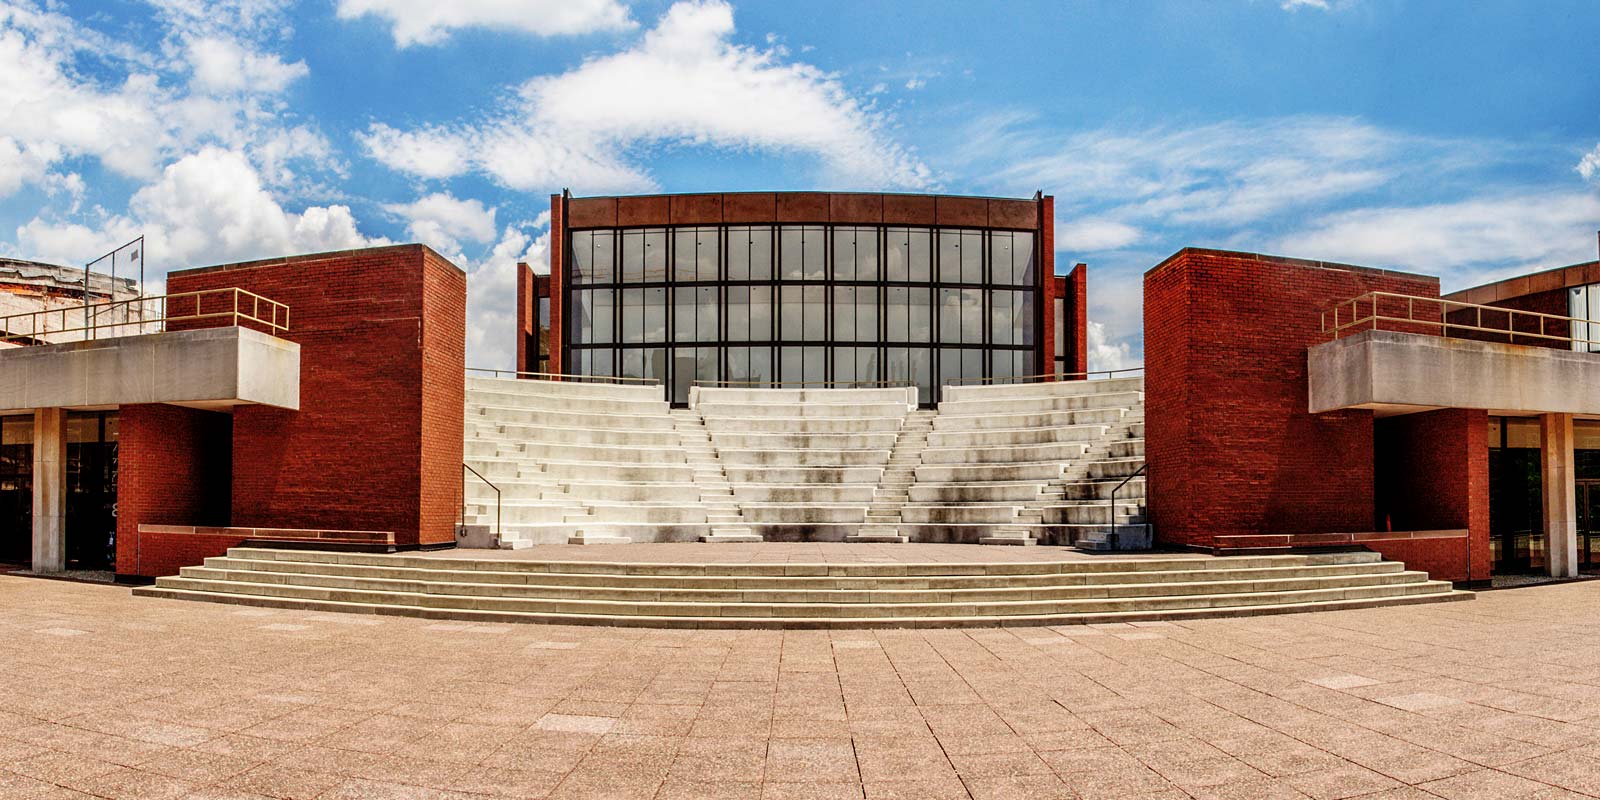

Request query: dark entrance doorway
[
  {"left": 65, "top": 411, "right": 118, "bottom": 571},
  {"left": 0, "top": 415, "right": 32, "bottom": 565},
  {"left": 1489, "top": 417, "right": 1543, "bottom": 574},
  {"left": 1578, "top": 480, "right": 1600, "bottom": 570}
]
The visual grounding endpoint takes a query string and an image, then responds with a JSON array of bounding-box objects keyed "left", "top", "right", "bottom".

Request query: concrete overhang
[
  {"left": 0, "top": 326, "right": 299, "bottom": 413},
  {"left": 1309, "top": 329, "right": 1600, "bottom": 417}
]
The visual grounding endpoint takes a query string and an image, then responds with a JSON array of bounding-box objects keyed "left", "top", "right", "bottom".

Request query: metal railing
[
  {"left": 467, "top": 367, "right": 660, "bottom": 385},
  {"left": 945, "top": 367, "right": 1145, "bottom": 386},
  {"left": 1108, "top": 463, "right": 1149, "bottom": 551},
  {"left": 0, "top": 287, "right": 289, "bottom": 345},
  {"left": 1322, "top": 291, "right": 1599, "bottom": 350},
  {"left": 461, "top": 462, "right": 501, "bottom": 539},
  {"left": 691, "top": 378, "right": 916, "bottom": 388}
]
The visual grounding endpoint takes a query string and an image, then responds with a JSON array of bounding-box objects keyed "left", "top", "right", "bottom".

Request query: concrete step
[
  {"left": 938, "top": 391, "right": 1144, "bottom": 417},
  {"left": 471, "top": 405, "right": 679, "bottom": 431},
  {"left": 940, "top": 376, "right": 1145, "bottom": 402},
  {"left": 692, "top": 386, "right": 917, "bottom": 406},
  {"left": 468, "top": 376, "right": 667, "bottom": 402}
]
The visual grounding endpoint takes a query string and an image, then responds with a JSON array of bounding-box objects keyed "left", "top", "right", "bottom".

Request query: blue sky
[{"left": 2, "top": 0, "right": 1597, "bottom": 369}]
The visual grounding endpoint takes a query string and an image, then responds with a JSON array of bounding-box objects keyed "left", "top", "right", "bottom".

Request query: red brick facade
[
  {"left": 1144, "top": 249, "right": 1440, "bottom": 549},
  {"left": 1374, "top": 409, "right": 1491, "bottom": 582},
  {"left": 116, "top": 404, "right": 232, "bottom": 576},
  {"left": 165, "top": 244, "right": 465, "bottom": 550}
]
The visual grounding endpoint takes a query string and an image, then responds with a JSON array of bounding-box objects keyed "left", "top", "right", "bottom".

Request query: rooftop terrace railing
[
  {"left": 1322, "top": 291, "right": 1597, "bottom": 351},
  {"left": 0, "top": 287, "right": 289, "bottom": 346}
]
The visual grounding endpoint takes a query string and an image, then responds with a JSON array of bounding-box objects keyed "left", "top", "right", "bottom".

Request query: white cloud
[
  {"left": 974, "top": 116, "right": 1425, "bottom": 229},
  {"left": 187, "top": 36, "right": 308, "bottom": 94},
  {"left": 359, "top": 0, "right": 931, "bottom": 192},
  {"left": 1281, "top": 0, "right": 1333, "bottom": 9},
  {"left": 1057, "top": 219, "right": 1141, "bottom": 252},
  {"left": 463, "top": 223, "right": 548, "bottom": 369},
  {"left": 17, "top": 147, "right": 386, "bottom": 273},
  {"left": 1274, "top": 192, "right": 1600, "bottom": 290},
  {"left": 384, "top": 192, "right": 498, "bottom": 259},
  {"left": 905, "top": 78, "right": 925, "bottom": 90},
  {"left": 1085, "top": 321, "right": 1135, "bottom": 372},
  {"left": 0, "top": 0, "right": 333, "bottom": 199},
  {"left": 337, "top": 0, "right": 634, "bottom": 47},
  {"left": 1580, "top": 143, "right": 1600, "bottom": 183}
]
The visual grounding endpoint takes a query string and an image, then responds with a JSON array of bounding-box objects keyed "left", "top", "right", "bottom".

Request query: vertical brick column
[
  {"left": 1542, "top": 412, "right": 1578, "bottom": 577},
  {"left": 548, "top": 194, "right": 565, "bottom": 375},
  {"left": 31, "top": 407, "right": 66, "bottom": 572}
]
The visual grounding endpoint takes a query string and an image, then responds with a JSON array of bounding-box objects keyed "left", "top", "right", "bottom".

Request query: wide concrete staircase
[
  {"left": 464, "top": 376, "right": 714, "bottom": 546},
  {"left": 690, "top": 386, "right": 917, "bottom": 541},
  {"left": 136, "top": 547, "right": 1470, "bottom": 628},
  {"left": 909, "top": 376, "right": 1146, "bottom": 546}
]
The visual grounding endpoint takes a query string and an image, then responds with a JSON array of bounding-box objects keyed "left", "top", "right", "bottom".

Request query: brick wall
[
  {"left": 1144, "top": 249, "right": 1440, "bottom": 548},
  {"left": 115, "top": 404, "right": 232, "bottom": 576},
  {"left": 420, "top": 249, "right": 467, "bottom": 546},
  {"left": 166, "top": 244, "right": 465, "bottom": 548},
  {"left": 1373, "top": 408, "right": 1490, "bottom": 582},
  {"left": 1066, "top": 262, "right": 1088, "bottom": 377}
]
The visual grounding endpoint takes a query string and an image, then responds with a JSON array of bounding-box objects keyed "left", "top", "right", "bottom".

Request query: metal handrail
[
  {"left": 692, "top": 378, "right": 916, "bottom": 388},
  {"left": 945, "top": 367, "right": 1145, "bottom": 386},
  {"left": 0, "top": 287, "right": 289, "bottom": 345},
  {"left": 466, "top": 367, "right": 661, "bottom": 385},
  {"left": 1322, "top": 290, "right": 1599, "bottom": 350},
  {"left": 461, "top": 462, "right": 501, "bottom": 539},
  {"left": 1108, "top": 463, "right": 1148, "bottom": 551}
]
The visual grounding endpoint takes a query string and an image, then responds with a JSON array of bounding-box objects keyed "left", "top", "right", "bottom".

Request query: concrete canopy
[
  {"left": 1309, "top": 329, "right": 1600, "bottom": 417},
  {"left": 0, "top": 325, "right": 299, "bottom": 413}
]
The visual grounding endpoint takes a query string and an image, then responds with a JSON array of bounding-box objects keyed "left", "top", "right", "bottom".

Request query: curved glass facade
[{"left": 565, "top": 224, "right": 1037, "bottom": 404}]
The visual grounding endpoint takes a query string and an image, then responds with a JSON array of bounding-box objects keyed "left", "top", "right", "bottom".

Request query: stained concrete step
[
  {"left": 170, "top": 564, "right": 1435, "bottom": 606},
  {"left": 471, "top": 406, "right": 679, "bottom": 431},
  {"left": 193, "top": 552, "right": 1413, "bottom": 589},
  {"left": 937, "top": 391, "right": 1144, "bottom": 417},
  {"left": 139, "top": 566, "right": 1462, "bottom": 623},
  {"left": 939, "top": 376, "right": 1146, "bottom": 402},
  {"left": 702, "top": 416, "right": 907, "bottom": 434},
  {"left": 468, "top": 376, "right": 667, "bottom": 402},
  {"left": 134, "top": 585, "right": 1472, "bottom": 629}
]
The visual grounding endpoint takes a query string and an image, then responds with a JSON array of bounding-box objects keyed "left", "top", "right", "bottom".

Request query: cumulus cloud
[
  {"left": 17, "top": 147, "right": 385, "bottom": 271},
  {"left": 186, "top": 36, "right": 308, "bottom": 94},
  {"left": 359, "top": 0, "right": 931, "bottom": 192},
  {"left": 385, "top": 192, "right": 499, "bottom": 259},
  {"left": 337, "top": 0, "right": 634, "bottom": 47},
  {"left": 1085, "top": 321, "right": 1135, "bottom": 372},
  {"left": 0, "top": 0, "right": 331, "bottom": 199},
  {"left": 1580, "top": 143, "right": 1600, "bottom": 183},
  {"left": 1274, "top": 191, "right": 1600, "bottom": 289},
  {"left": 463, "top": 223, "right": 548, "bottom": 369}
]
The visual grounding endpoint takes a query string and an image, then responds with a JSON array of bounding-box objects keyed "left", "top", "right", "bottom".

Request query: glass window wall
[{"left": 567, "top": 223, "right": 1037, "bottom": 405}]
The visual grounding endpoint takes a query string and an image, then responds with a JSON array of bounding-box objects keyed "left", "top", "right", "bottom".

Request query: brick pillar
[
  {"left": 31, "top": 407, "right": 66, "bottom": 572},
  {"left": 1542, "top": 412, "right": 1578, "bottom": 578}
]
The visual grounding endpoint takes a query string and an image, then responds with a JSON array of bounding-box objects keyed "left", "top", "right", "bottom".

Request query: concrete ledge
[
  {"left": 1214, "top": 530, "right": 1466, "bottom": 550},
  {"left": 138, "top": 524, "right": 394, "bottom": 545},
  {"left": 1310, "top": 330, "right": 1600, "bottom": 416},
  {"left": 0, "top": 326, "right": 299, "bottom": 412}
]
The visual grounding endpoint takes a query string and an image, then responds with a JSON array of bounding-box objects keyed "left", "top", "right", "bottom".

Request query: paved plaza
[{"left": 5, "top": 573, "right": 1600, "bottom": 799}]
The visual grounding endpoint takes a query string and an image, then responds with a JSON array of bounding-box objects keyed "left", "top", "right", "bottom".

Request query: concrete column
[
  {"left": 31, "top": 407, "right": 67, "bottom": 573},
  {"left": 1541, "top": 412, "right": 1579, "bottom": 578}
]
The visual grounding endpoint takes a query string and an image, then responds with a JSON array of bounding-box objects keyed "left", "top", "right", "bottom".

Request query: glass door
[
  {"left": 1578, "top": 481, "right": 1600, "bottom": 570},
  {"left": 65, "top": 412, "right": 118, "bottom": 572}
]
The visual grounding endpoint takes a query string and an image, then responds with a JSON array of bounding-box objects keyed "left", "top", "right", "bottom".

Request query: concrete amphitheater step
[{"left": 133, "top": 547, "right": 1470, "bottom": 628}]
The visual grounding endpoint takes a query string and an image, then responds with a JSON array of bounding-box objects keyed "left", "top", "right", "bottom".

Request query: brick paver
[{"left": 3, "top": 572, "right": 1600, "bottom": 799}]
